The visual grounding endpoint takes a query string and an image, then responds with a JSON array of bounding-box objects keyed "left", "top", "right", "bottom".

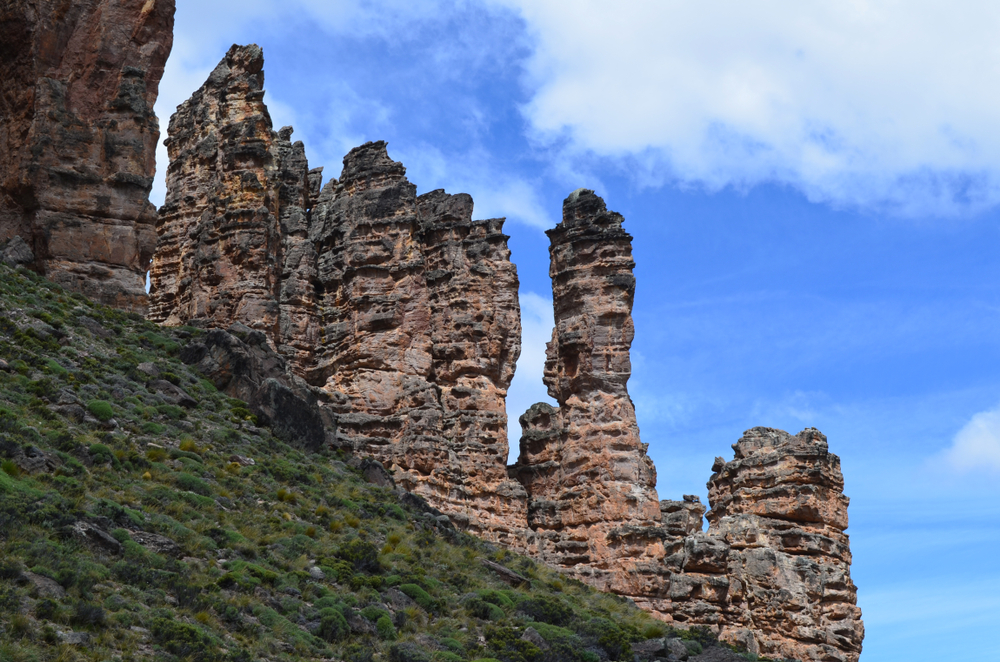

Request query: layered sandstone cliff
[
  {"left": 309, "top": 141, "right": 528, "bottom": 542},
  {"left": 148, "top": 46, "right": 528, "bottom": 543},
  {"left": 702, "top": 427, "right": 865, "bottom": 662},
  {"left": 513, "top": 190, "right": 863, "bottom": 662},
  {"left": 509, "top": 189, "right": 665, "bottom": 592},
  {"left": 0, "top": 0, "right": 174, "bottom": 311}
]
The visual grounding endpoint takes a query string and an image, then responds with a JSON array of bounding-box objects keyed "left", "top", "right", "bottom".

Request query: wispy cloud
[
  {"left": 496, "top": 0, "right": 1000, "bottom": 217},
  {"left": 939, "top": 403, "right": 1000, "bottom": 473}
]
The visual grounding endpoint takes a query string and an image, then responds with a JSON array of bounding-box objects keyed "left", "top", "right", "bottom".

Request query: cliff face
[
  {"left": 149, "top": 45, "right": 284, "bottom": 339},
  {"left": 513, "top": 191, "right": 863, "bottom": 662},
  {"left": 510, "top": 189, "right": 664, "bottom": 592},
  {"left": 17, "top": 35, "right": 862, "bottom": 660},
  {"left": 310, "top": 152, "right": 527, "bottom": 541},
  {"left": 0, "top": 0, "right": 174, "bottom": 311},
  {"left": 149, "top": 47, "right": 527, "bottom": 542},
  {"left": 703, "top": 428, "right": 865, "bottom": 662}
]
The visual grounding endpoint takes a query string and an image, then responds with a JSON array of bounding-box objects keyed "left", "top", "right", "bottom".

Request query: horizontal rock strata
[
  {"left": 150, "top": 46, "right": 528, "bottom": 543},
  {"left": 513, "top": 191, "right": 863, "bottom": 662},
  {"left": 510, "top": 189, "right": 664, "bottom": 592},
  {"left": 0, "top": 0, "right": 174, "bottom": 311}
]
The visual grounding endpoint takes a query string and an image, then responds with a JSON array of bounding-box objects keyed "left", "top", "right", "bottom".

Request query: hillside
[{"left": 0, "top": 262, "right": 758, "bottom": 662}]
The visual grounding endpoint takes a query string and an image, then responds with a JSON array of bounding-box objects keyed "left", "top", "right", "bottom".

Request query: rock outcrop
[
  {"left": 701, "top": 427, "right": 864, "bottom": 662},
  {"left": 510, "top": 189, "right": 664, "bottom": 590},
  {"left": 305, "top": 142, "right": 530, "bottom": 543},
  {"left": 0, "top": 0, "right": 174, "bottom": 311},
  {"left": 9, "top": 30, "right": 862, "bottom": 659},
  {"left": 513, "top": 191, "right": 863, "bottom": 662},
  {"left": 150, "top": 46, "right": 527, "bottom": 543},
  {"left": 149, "top": 45, "right": 283, "bottom": 339},
  {"left": 179, "top": 323, "right": 335, "bottom": 452}
]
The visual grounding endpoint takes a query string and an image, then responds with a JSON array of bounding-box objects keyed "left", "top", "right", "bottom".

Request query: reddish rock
[
  {"left": 511, "top": 189, "right": 663, "bottom": 593},
  {"left": 702, "top": 427, "right": 864, "bottom": 662},
  {"left": 0, "top": 0, "right": 174, "bottom": 311},
  {"left": 148, "top": 44, "right": 285, "bottom": 337},
  {"left": 310, "top": 143, "right": 527, "bottom": 542}
]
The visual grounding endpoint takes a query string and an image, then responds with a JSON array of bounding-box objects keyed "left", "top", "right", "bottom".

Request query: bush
[
  {"left": 398, "top": 584, "right": 435, "bottom": 611},
  {"left": 336, "top": 538, "right": 382, "bottom": 573},
  {"left": 376, "top": 614, "right": 396, "bottom": 640},
  {"left": 150, "top": 617, "right": 220, "bottom": 662},
  {"left": 515, "top": 596, "right": 574, "bottom": 626},
  {"left": 87, "top": 400, "right": 114, "bottom": 422},
  {"left": 176, "top": 472, "right": 212, "bottom": 496},
  {"left": 71, "top": 601, "right": 106, "bottom": 627},
  {"left": 390, "top": 643, "right": 431, "bottom": 662},
  {"left": 318, "top": 607, "right": 349, "bottom": 642},
  {"left": 89, "top": 443, "right": 115, "bottom": 465}
]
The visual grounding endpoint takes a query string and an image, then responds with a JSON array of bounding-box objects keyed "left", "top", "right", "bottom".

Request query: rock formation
[
  {"left": 149, "top": 44, "right": 284, "bottom": 339},
  {"left": 150, "top": 46, "right": 527, "bottom": 543},
  {"left": 3, "top": 27, "right": 863, "bottom": 659},
  {"left": 0, "top": 0, "right": 174, "bottom": 311},
  {"left": 513, "top": 191, "right": 863, "bottom": 662},
  {"left": 509, "top": 189, "right": 664, "bottom": 590},
  {"left": 702, "top": 427, "right": 864, "bottom": 662}
]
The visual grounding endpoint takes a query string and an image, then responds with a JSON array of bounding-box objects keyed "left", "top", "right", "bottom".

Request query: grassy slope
[{"left": 0, "top": 264, "right": 751, "bottom": 662}]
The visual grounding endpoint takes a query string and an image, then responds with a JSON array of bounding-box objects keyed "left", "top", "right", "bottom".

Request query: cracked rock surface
[{"left": 0, "top": 0, "right": 174, "bottom": 311}]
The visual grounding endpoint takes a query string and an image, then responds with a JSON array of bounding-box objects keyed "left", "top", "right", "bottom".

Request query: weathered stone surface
[
  {"left": 148, "top": 44, "right": 284, "bottom": 335},
  {"left": 0, "top": 0, "right": 174, "bottom": 311},
  {"left": 179, "top": 324, "right": 334, "bottom": 451},
  {"left": 128, "top": 530, "right": 182, "bottom": 558},
  {"left": 510, "top": 189, "right": 662, "bottom": 595},
  {"left": 0, "top": 235, "right": 34, "bottom": 267},
  {"left": 310, "top": 142, "right": 527, "bottom": 542},
  {"left": 699, "top": 427, "right": 865, "bottom": 662}
]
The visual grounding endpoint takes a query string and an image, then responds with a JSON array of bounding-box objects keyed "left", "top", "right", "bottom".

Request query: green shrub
[
  {"left": 515, "top": 596, "right": 574, "bottom": 626},
  {"left": 86, "top": 399, "right": 114, "bottom": 422},
  {"left": 398, "top": 584, "right": 435, "bottom": 611},
  {"left": 318, "top": 607, "right": 349, "bottom": 642},
  {"left": 175, "top": 472, "right": 212, "bottom": 496},
  {"left": 71, "top": 601, "right": 106, "bottom": 627},
  {"left": 150, "top": 617, "right": 220, "bottom": 662},
  {"left": 336, "top": 538, "right": 382, "bottom": 573},
  {"left": 89, "top": 443, "right": 115, "bottom": 465},
  {"left": 376, "top": 615, "right": 396, "bottom": 640}
]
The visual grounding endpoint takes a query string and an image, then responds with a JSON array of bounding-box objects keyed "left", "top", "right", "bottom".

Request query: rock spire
[
  {"left": 510, "top": 189, "right": 664, "bottom": 593},
  {"left": 0, "top": 0, "right": 175, "bottom": 311}
]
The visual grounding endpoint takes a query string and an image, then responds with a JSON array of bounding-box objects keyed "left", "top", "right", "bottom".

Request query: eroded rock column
[
  {"left": 511, "top": 189, "right": 663, "bottom": 593},
  {"left": 309, "top": 143, "right": 528, "bottom": 541},
  {"left": 701, "top": 427, "right": 864, "bottom": 662},
  {"left": 0, "top": 0, "right": 174, "bottom": 311},
  {"left": 417, "top": 189, "right": 527, "bottom": 545},
  {"left": 149, "top": 45, "right": 288, "bottom": 339}
]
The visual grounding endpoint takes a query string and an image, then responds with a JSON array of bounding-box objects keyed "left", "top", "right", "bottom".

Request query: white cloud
[
  {"left": 496, "top": 0, "right": 1000, "bottom": 216},
  {"left": 941, "top": 404, "right": 1000, "bottom": 473},
  {"left": 505, "top": 291, "right": 557, "bottom": 457}
]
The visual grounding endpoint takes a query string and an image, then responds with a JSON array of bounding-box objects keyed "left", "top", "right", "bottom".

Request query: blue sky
[{"left": 151, "top": 3, "right": 1000, "bottom": 659}]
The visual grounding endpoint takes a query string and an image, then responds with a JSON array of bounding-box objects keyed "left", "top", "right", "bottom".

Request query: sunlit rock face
[
  {"left": 0, "top": 0, "right": 174, "bottom": 311},
  {"left": 148, "top": 46, "right": 528, "bottom": 542},
  {"left": 512, "top": 191, "right": 863, "bottom": 662},
  {"left": 132, "top": 40, "right": 863, "bottom": 661},
  {"left": 510, "top": 189, "right": 665, "bottom": 597},
  {"left": 701, "top": 427, "right": 865, "bottom": 662},
  {"left": 309, "top": 143, "right": 529, "bottom": 544}
]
